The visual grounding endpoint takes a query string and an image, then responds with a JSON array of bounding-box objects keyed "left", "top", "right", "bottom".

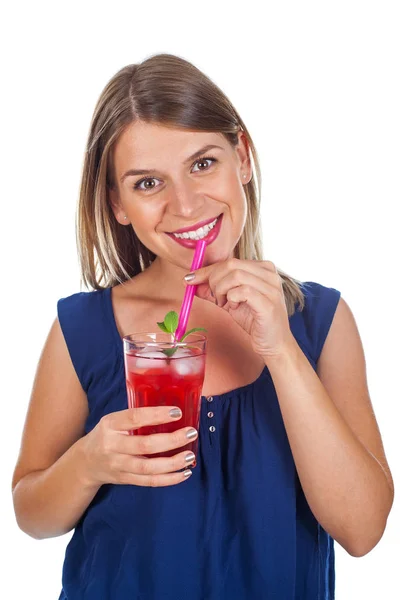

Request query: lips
[
  {"left": 166, "top": 213, "right": 223, "bottom": 248},
  {"left": 167, "top": 214, "right": 221, "bottom": 234}
]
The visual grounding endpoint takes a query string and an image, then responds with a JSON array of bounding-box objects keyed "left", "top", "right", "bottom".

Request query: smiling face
[{"left": 109, "top": 120, "right": 251, "bottom": 277}]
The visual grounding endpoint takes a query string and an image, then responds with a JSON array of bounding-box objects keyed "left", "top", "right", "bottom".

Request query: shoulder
[
  {"left": 299, "top": 280, "right": 341, "bottom": 307},
  {"left": 56, "top": 287, "right": 112, "bottom": 354},
  {"left": 57, "top": 288, "right": 104, "bottom": 313},
  {"left": 291, "top": 280, "right": 341, "bottom": 364},
  {"left": 56, "top": 287, "right": 118, "bottom": 392},
  {"left": 316, "top": 292, "right": 360, "bottom": 369},
  {"left": 298, "top": 280, "right": 341, "bottom": 324},
  {"left": 57, "top": 288, "right": 111, "bottom": 328}
]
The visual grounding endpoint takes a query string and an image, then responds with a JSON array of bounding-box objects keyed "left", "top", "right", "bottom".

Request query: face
[{"left": 109, "top": 121, "right": 251, "bottom": 274}]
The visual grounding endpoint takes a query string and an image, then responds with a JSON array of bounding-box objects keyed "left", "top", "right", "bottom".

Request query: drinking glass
[{"left": 123, "top": 332, "right": 207, "bottom": 464}]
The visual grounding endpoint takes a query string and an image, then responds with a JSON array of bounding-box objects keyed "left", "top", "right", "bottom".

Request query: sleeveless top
[{"left": 56, "top": 280, "right": 341, "bottom": 600}]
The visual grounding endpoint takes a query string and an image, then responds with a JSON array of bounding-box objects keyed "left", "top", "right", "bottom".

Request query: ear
[
  {"left": 236, "top": 130, "right": 252, "bottom": 180},
  {"left": 108, "top": 186, "right": 128, "bottom": 225}
]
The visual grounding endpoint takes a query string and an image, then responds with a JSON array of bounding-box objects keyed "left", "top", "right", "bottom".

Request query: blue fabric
[{"left": 57, "top": 280, "right": 341, "bottom": 599}]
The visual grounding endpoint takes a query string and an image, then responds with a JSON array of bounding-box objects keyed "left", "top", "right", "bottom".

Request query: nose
[{"left": 167, "top": 180, "right": 206, "bottom": 218}]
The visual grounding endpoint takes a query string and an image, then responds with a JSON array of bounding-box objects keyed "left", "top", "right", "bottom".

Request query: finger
[
  {"left": 185, "top": 260, "right": 282, "bottom": 307},
  {"left": 118, "top": 426, "right": 198, "bottom": 456},
  {"left": 184, "top": 259, "right": 279, "bottom": 286},
  {"left": 115, "top": 449, "right": 196, "bottom": 476},
  {"left": 183, "top": 264, "right": 215, "bottom": 285},
  {"left": 225, "top": 285, "right": 275, "bottom": 316},
  {"left": 259, "top": 260, "right": 279, "bottom": 274},
  {"left": 218, "top": 261, "right": 281, "bottom": 287},
  {"left": 214, "top": 269, "right": 272, "bottom": 308},
  {"left": 105, "top": 406, "right": 183, "bottom": 432},
  {"left": 117, "top": 469, "right": 193, "bottom": 487}
]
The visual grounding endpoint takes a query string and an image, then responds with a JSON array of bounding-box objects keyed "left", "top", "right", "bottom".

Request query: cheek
[
  {"left": 127, "top": 207, "right": 166, "bottom": 254},
  {"left": 238, "top": 195, "right": 248, "bottom": 226},
  {"left": 128, "top": 204, "right": 161, "bottom": 228},
  {"left": 217, "top": 169, "right": 239, "bottom": 192},
  {"left": 218, "top": 169, "right": 247, "bottom": 200}
]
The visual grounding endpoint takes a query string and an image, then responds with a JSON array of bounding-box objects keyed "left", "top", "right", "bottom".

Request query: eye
[
  {"left": 191, "top": 155, "right": 217, "bottom": 173},
  {"left": 132, "top": 155, "right": 218, "bottom": 192},
  {"left": 133, "top": 177, "right": 159, "bottom": 192}
]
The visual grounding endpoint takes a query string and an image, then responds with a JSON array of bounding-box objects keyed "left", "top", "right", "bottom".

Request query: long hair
[{"left": 77, "top": 53, "right": 306, "bottom": 316}]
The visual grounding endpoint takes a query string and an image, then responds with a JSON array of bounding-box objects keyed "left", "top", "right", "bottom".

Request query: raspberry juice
[{"left": 124, "top": 346, "right": 206, "bottom": 463}]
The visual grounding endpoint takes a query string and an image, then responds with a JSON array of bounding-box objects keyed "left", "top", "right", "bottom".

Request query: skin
[{"left": 109, "top": 120, "right": 252, "bottom": 301}]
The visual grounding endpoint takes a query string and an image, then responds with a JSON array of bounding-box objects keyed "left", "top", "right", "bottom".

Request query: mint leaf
[
  {"left": 164, "top": 311, "right": 179, "bottom": 333},
  {"left": 157, "top": 311, "right": 206, "bottom": 358},
  {"left": 161, "top": 347, "right": 178, "bottom": 358},
  {"left": 156, "top": 321, "right": 169, "bottom": 333},
  {"left": 178, "top": 327, "right": 207, "bottom": 342}
]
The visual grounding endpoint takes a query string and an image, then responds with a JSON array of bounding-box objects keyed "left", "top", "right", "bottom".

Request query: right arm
[
  {"left": 11, "top": 318, "right": 99, "bottom": 539},
  {"left": 12, "top": 318, "right": 197, "bottom": 540}
]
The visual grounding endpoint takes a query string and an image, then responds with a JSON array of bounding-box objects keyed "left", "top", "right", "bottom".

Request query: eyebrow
[{"left": 120, "top": 144, "right": 224, "bottom": 183}]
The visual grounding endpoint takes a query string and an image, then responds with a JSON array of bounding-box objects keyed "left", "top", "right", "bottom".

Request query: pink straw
[{"left": 175, "top": 239, "right": 207, "bottom": 341}]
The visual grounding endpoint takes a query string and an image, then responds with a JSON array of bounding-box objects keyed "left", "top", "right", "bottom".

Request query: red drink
[{"left": 123, "top": 333, "right": 206, "bottom": 463}]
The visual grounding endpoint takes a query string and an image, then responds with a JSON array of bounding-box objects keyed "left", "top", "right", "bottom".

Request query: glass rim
[{"left": 123, "top": 331, "right": 207, "bottom": 345}]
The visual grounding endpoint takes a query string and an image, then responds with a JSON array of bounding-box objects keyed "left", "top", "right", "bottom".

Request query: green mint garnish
[
  {"left": 157, "top": 310, "right": 207, "bottom": 358},
  {"left": 156, "top": 311, "right": 178, "bottom": 334}
]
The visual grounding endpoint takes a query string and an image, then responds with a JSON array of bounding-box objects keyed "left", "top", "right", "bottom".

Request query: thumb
[
  {"left": 184, "top": 279, "right": 216, "bottom": 305},
  {"left": 183, "top": 266, "right": 216, "bottom": 304},
  {"left": 183, "top": 265, "right": 211, "bottom": 285}
]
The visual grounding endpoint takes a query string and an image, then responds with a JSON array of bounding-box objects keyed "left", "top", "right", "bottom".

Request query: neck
[{"left": 137, "top": 257, "right": 189, "bottom": 303}]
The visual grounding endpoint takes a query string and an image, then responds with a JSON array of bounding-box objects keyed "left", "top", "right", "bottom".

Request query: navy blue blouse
[{"left": 56, "top": 280, "right": 341, "bottom": 599}]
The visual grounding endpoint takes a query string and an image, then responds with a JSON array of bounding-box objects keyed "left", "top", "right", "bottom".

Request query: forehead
[{"left": 113, "top": 121, "right": 228, "bottom": 170}]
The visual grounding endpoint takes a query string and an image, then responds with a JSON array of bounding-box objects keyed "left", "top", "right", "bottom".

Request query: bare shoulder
[
  {"left": 317, "top": 297, "right": 394, "bottom": 495},
  {"left": 12, "top": 317, "right": 88, "bottom": 490}
]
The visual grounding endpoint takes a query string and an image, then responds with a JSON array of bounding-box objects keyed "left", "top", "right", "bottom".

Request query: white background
[{"left": 2, "top": 1, "right": 399, "bottom": 598}]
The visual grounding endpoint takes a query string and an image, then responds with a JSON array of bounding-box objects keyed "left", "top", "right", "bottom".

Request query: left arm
[
  {"left": 184, "top": 260, "right": 394, "bottom": 557},
  {"left": 266, "top": 297, "right": 394, "bottom": 557}
]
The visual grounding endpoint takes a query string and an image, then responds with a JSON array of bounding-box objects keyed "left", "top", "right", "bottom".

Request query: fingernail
[
  {"left": 184, "top": 273, "right": 196, "bottom": 282},
  {"left": 169, "top": 408, "right": 182, "bottom": 418},
  {"left": 183, "top": 469, "right": 192, "bottom": 478},
  {"left": 185, "top": 452, "right": 196, "bottom": 463},
  {"left": 186, "top": 428, "right": 198, "bottom": 440}
]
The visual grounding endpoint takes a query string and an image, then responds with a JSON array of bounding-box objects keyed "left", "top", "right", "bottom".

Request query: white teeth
[
  {"left": 188, "top": 226, "right": 206, "bottom": 239},
  {"left": 172, "top": 217, "right": 218, "bottom": 240}
]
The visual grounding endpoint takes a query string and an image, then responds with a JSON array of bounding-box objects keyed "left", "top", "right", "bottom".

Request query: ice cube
[
  {"left": 173, "top": 359, "right": 193, "bottom": 376},
  {"left": 171, "top": 348, "right": 193, "bottom": 359},
  {"left": 135, "top": 350, "right": 167, "bottom": 370},
  {"left": 189, "top": 355, "right": 205, "bottom": 374},
  {"left": 138, "top": 351, "right": 167, "bottom": 359}
]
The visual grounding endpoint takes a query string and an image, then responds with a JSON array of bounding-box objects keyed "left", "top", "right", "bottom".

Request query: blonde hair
[{"left": 77, "top": 53, "right": 306, "bottom": 317}]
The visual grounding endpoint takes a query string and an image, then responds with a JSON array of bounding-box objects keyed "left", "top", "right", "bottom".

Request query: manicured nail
[
  {"left": 186, "top": 428, "right": 198, "bottom": 440},
  {"left": 169, "top": 408, "right": 182, "bottom": 418},
  {"left": 184, "top": 273, "right": 196, "bottom": 282},
  {"left": 185, "top": 452, "right": 196, "bottom": 463},
  {"left": 183, "top": 469, "right": 192, "bottom": 478}
]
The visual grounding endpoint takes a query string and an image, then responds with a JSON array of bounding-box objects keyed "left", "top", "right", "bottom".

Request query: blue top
[{"left": 57, "top": 280, "right": 341, "bottom": 600}]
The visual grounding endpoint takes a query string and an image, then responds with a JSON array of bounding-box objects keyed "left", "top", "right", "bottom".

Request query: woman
[{"left": 12, "top": 53, "right": 394, "bottom": 599}]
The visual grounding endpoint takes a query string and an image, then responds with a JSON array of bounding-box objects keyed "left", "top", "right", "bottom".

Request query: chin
[{"left": 203, "top": 247, "right": 235, "bottom": 267}]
